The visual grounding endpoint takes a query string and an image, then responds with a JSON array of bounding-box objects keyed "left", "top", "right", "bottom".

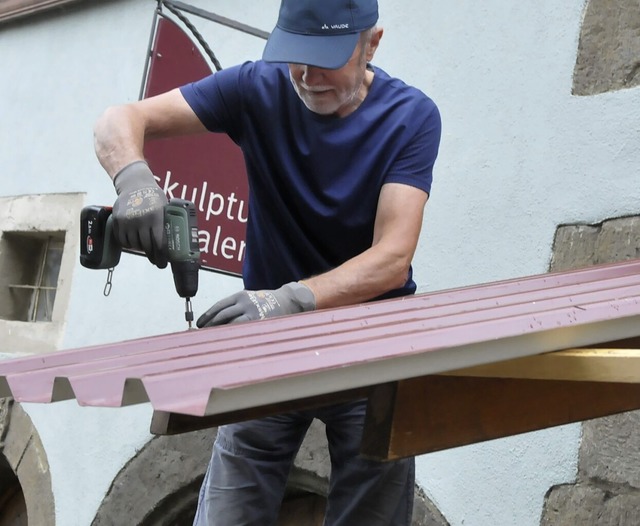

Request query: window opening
[{"left": 0, "top": 231, "right": 65, "bottom": 322}]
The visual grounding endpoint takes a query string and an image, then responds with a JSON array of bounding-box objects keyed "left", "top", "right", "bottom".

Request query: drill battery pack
[{"left": 79, "top": 205, "right": 122, "bottom": 269}]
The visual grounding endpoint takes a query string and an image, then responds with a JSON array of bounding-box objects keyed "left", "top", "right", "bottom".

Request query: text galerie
[{"left": 157, "top": 171, "right": 247, "bottom": 262}]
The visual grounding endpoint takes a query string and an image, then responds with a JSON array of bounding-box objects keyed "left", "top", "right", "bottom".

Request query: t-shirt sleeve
[
  {"left": 179, "top": 63, "right": 250, "bottom": 141},
  {"left": 384, "top": 99, "right": 442, "bottom": 196}
]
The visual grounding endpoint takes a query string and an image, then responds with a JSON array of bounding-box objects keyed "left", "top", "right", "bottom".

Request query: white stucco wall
[{"left": 1, "top": 0, "right": 638, "bottom": 524}]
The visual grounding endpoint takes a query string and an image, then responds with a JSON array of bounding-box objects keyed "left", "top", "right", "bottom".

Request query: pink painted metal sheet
[{"left": 1, "top": 260, "right": 640, "bottom": 416}]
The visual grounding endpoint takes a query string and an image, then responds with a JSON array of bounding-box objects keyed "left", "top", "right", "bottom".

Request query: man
[{"left": 94, "top": 0, "right": 441, "bottom": 524}]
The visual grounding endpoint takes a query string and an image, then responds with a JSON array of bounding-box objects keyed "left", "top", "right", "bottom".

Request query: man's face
[{"left": 288, "top": 33, "right": 372, "bottom": 118}]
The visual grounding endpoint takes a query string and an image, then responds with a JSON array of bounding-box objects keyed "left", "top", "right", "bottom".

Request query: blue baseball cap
[{"left": 262, "top": 0, "right": 379, "bottom": 70}]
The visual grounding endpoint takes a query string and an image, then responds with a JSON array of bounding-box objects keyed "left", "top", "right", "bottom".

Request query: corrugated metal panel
[{"left": 1, "top": 260, "right": 640, "bottom": 417}]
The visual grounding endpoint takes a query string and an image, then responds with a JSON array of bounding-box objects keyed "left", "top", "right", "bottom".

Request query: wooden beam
[
  {"left": 150, "top": 386, "right": 373, "bottom": 435},
  {"left": 361, "top": 375, "right": 640, "bottom": 461},
  {"left": 441, "top": 348, "right": 640, "bottom": 383}
]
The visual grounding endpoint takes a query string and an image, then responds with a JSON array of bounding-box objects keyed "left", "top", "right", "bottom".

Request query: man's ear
[{"left": 366, "top": 27, "right": 384, "bottom": 61}]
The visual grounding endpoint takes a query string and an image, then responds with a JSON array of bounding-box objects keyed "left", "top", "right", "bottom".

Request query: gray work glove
[
  {"left": 197, "top": 282, "right": 316, "bottom": 327},
  {"left": 112, "top": 160, "right": 169, "bottom": 268}
]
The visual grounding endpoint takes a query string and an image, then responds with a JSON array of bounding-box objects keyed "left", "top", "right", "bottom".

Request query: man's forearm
[
  {"left": 302, "top": 244, "right": 412, "bottom": 309},
  {"left": 95, "top": 89, "right": 208, "bottom": 179},
  {"left": 94, "top": 105, "right": 147, "bottom": 178},
  {"left": 302, "top": 183, "right": 427, "bottom": 309}
]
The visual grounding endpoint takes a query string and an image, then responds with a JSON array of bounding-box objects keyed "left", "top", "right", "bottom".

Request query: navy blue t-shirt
[{"left": 180, "top": 61, "right": 441, "bottom": 298}]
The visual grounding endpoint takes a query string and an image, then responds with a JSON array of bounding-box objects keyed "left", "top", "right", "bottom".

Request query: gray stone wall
[
  {"left": 545, "top": 5, "right": 640, "bottom": 517},
  {"left": 541, "top": 215, "right": 640, "bottom": 525}
]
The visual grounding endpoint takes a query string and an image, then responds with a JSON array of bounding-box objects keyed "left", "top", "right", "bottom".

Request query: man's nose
[{"left": 302, "top": 65, "right": 325, "bottom": 85}]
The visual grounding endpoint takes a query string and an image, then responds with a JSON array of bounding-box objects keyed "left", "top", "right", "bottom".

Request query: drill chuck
[{"left": 170, "top": 259, "right": 199, "bottom": 298}]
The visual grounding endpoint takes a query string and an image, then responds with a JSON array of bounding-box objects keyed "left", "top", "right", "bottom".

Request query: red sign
[{"left": 143, "top": 16, "right": 248, "bottom": 276}]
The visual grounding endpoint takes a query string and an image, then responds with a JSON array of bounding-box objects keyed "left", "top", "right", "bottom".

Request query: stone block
[
  {"left": 573, "top": 0, "right": 640, "bottom": 95},
  {"left": 549, "top": 224, "right": 599, "bottom": 271},
  {"left": 579, "top": 412, "right": 640, "bottom": 489},
  {"left": 595, "top": 216, "right": 640, "bottom": 264},
  {"left": 541, "top": 483, "right": 640, "bottom": 525}
]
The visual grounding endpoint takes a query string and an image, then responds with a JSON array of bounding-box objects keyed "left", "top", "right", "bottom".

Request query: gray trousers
[{"left": 193, "top": 400, "right": 415, "bottom": 526}]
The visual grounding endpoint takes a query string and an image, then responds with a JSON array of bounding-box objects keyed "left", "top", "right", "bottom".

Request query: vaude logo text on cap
[{"left": 321, "top": 23, "right": 350, "bottom": 30}]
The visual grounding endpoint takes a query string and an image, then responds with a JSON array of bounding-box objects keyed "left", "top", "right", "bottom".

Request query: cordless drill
[{"left": 79, "top": 198, "right": 201, "bottom": 328}]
